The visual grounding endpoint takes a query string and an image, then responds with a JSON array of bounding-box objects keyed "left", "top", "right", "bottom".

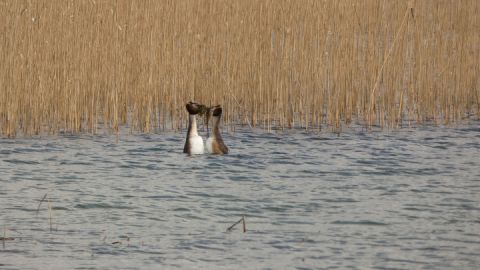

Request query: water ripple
[{"left": 1, "top": 125, "right": 480, "bottom": 269}]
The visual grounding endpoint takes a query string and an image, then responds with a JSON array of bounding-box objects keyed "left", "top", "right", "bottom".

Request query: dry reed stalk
[
  {"left": 36, "top": 193, "right": 55, "bottom": 232},
  {"left": 36, "top": 193, "right": 48, "bottom": 215},
  {"left": 226, "top": 216, "right": 246, "bottom": 233},
  {"left": 368, "top": 4, "right": 411, "bottom": 127},
  {"left": 242, "top": 215, "right": 246, "bottom": 233},
  {"left": 0, "top": 0, "right": 479, "bottom": 137},
  {"left": 47, "top": 198, "right": 53, "bottom": 232}
]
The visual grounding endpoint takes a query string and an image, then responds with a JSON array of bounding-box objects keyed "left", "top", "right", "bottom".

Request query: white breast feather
[
  {"left": 206, "top": 137, "right": 214, "bottom": 154},
  {"left": 189, "top": 135, "right": 204, "bottom": 155}
]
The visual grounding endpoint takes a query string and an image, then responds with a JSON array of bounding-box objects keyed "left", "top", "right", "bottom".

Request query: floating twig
[
  {"left": 36, "top": 193, "right": 48, "bottom": 216},
  {"left": 227, "top": 216, "right": 246, "bottom": 233},
  {"left": 111, "top": 236, "right": 131, "bottom": 246},
  {"left": 2, "top": 227, "right": 15, "bottom": 249},
  {"left": 36, "top": 193, "right": 55, "bottom": 231},
  {"left": 0, "top": 237, "right": 15, "bottom": 241}
]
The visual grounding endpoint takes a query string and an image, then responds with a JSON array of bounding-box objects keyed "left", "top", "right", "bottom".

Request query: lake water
[{"left": 1, "top": 125, "right": 480, "bottom": 269}]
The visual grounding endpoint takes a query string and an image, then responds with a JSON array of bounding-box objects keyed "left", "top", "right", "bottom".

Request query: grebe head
[
  {"left": 206, "top": 105, "right": 221, "bottom": 122},
  {"left": 212, "top": 106, "right": 222, "bottom": 117},
  {"left": 186, "top": 102, "right": 203, "bottom": 115}
]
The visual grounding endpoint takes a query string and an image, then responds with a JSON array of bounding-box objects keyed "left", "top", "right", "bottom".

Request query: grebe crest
[
  {"left": 183, "top": 102, "right": 205, "bottom": 155},
  {"left": 206, "top": 105, "right": 229, "bottom": 154}
]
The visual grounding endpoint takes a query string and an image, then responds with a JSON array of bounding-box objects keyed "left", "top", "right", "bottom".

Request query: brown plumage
[{"left": 206, "top": 106, "right": 229, "bottom": 154}]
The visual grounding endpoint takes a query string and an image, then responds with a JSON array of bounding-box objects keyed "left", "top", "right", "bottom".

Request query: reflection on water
[{"left": 1, "top": 125, "right": 480, "bottom": 269}]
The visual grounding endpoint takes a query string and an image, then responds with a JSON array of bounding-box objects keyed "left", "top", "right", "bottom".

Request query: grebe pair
[{"left": 183, "top": 102, "right": 229, "bottom": 155}]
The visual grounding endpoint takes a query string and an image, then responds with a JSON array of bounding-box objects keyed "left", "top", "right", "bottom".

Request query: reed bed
[{"left": 1, "top": 0, "right": 479, "bottom": 137}]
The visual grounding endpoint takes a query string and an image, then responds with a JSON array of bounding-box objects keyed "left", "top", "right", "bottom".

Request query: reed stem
[{"left": 0, "top": 0, "right": 478, "bottom": 137}]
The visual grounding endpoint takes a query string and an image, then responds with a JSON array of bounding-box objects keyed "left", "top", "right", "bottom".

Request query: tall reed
[{"left": 1, "top": 0, "right": 479, "bottom": 137}]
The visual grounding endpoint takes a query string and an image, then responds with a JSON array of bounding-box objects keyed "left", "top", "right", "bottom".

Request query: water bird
[
  {"left": 183, "top": 102, "right": 205, "bottom": 155},
  {"left": 206, "top": 105, "right": 229, "bottom": 154}
]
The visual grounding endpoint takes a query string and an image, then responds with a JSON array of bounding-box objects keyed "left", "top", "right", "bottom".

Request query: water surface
[{"left": 1, "top": 126, "right": 480, "bottom": 269}]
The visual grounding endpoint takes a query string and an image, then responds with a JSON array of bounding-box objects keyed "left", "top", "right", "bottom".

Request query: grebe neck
[
  {"left": 188, "top": 114, "right": 199, "bottom": 137},
  {"left": 211, "top": 116, "right": 221, "bottom": 138},
  {"left": 184, "top": 114, "right": 204, "bottom": 155},
  {"left": 206, "top": 115, "right": 229, "bottom": 154}
]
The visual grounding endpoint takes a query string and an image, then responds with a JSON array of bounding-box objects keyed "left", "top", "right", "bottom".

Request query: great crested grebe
[
  {"left": 206, "top": 105, "right": 229, "bottom": 154},
  {"left": 183, "top": 102, "right": 205, "bottom": 155}
]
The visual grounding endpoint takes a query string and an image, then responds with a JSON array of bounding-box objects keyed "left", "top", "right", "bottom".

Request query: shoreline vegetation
[{"left": 1, "top": 0, "right": 479, "bottom": 137}]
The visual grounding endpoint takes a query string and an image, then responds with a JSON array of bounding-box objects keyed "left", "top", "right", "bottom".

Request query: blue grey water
[{"left": 1, "top": 125, "right": 480, "bottom": 269}]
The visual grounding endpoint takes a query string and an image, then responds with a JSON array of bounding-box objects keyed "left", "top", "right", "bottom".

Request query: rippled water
[{"left": 1, "top": 125, "right": 480, "bottom": 269}]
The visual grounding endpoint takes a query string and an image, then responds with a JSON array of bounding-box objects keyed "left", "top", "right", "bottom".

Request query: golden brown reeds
[{"left": 0, "top": 0, "right": 479, "bottom": 137}]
